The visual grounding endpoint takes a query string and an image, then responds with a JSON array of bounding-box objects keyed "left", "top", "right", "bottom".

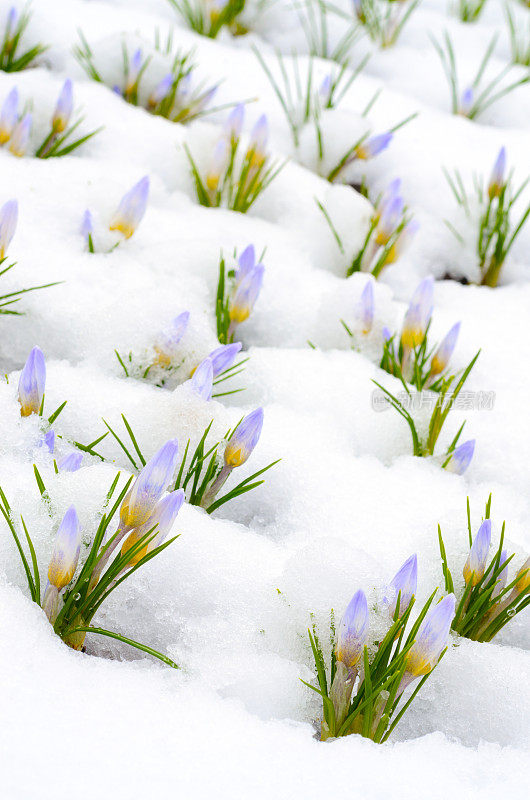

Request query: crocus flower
[
  {"left": 514, "top": 557, "right": 530, "bottom": 595},
  {"left": 355, "top": 132, "right": 392, "bottom": 160},
  {"left": 224, "top": 103, "right": 245, "bottom": 141},
  {"left": 229, "top": 263, "right": 264, "bottom": 324},
  {"left": 125, "top": 48, "right": 143, "bottom": 93},
  {"left": 149, "top": 73, "right": 173, "bottom": 106},
  {"left": 190, "top": 357, "right": 213, "bottom": 401},
  {"left": 463, "top": 519, "right": 491, "bottom": 586},
  {"left": 404, "top": 593, "right": 455, "bottom": 677},
  {"left": 375, "top": 195, "right": 404, "bottom": 245},
  {"left": 8, "top": 112, "right": 31, "bottom": 157},
  {"left": 18, "top": 345, "right": 46, "bottom": 416},
  {"left": 430, "top": 322, "right": 460, "bottom": 377},
  {"left": 121, "top": 488, "right": 185, "bottom": 565},
  {"left": 445, "top": 439, "right": 475, "bottom": 475},
  {"left": 318, "top": 74, "right": 332, "bottom": 106},
  {"left": 80, "top": 208, "right": 94, "bottom": 247},
  {"left": 382, "top": 326, "right": 392, "bottom": 342},
  {"left": 57, "top": 453, "right": 83, "bottom": 473},
  {"left": 336, "top": 589, "right": 369, "bottom": 670},
  {"left": 154, "top": 311, "right": 190, "bottom": 365},
  {"left": 109, "top": 175, "right": 149, "bottom": 239},
  {"left": 224, "top": 407, "right": 263, "bottom": 468},
  {"left": 401, "top": 276, "right": 434, "bottom": 350},
  {"left": 491, "top": 549, "right": 509, "bottom": 599},
  {"left": 52, "top": 79, "right": 73, "bottom": 133},
  {"left": 5, "top": 7, "right": 17, "bottom": 38},
  {"left": 119, "top": 439, "right": 179, "bottom": 529},
  {"left": 47, "top": 505, "right": 81, "bottom": 590},
  {"left": 383, "top": 219, "right": 419, "bottom": 266},
  {"left": 248, "top": 114, "right": 268, "bottom": 163},
  {"left": 459, "top": 87, "right": 474, "bottom": 116},
  {"left": 206, "top": 137, "right": 228, "bottom": 192},
  {"left": 208, "top": 342, "right": 242, "bottom": 378},
  {"left": 0, "top": 87, "right": 18, "bottom": 144},
  {"left": 386, "top": 553, "right": 418, "bottom": 617},
  {"left": 359, "top": 279, "right": 374, "bottom": 334},
  {"left": 488, "top": 147, "right": 507, "bottom": 199},
  {"left": 236, "top": 244, "right": 256, "bottom": 282},
  {"left": 0, "top": 198, "right": 18, "bottom": 258},
  {"left": 41, "top": 429, "right": 55, "bottom": 453}
]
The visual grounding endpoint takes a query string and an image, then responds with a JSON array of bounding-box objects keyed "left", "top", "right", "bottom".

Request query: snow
[{"left": 0, "top": 0, "right": 528, "bottom": 797}]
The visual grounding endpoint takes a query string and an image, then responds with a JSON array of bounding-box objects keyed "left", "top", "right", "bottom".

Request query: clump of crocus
[
  {"left": 433, "top": 32, "right": 530, "bottom": 121},
  {"left": 75, "top": 34, "right": 221, "bottom": 125},
  {"left": 83, "top": 176, "right": 150, "bottom": 252},
  {"left": 0, "top": 5, "right": 48, "bottom": 72},
  {"left": 0, "top": 454, "right": 183, "bottom": 664},
  {"left": 352, "top": 0, "right": 421, "bottom": 48},
  {"left": 438, "top": 497, "right": 530, "bottom": 641},
  {"left": 116, "top": 311, "right": 191, "bottom": 384},
  {"left": 327, "top": 130, "right": 394, "bottom": 183},
  {"left": 306, "top": 567, "right": 455, "bottom": 742},
  {"left": 445, "top": 146, "right": 530, "bottom": 286},
  {"left": 0, "top": 81, "right": 100, "bottom": 159},
  {"left": 185, "top": 105, "right": 284, "bottom": 213},
  {"left": 216, "top": 244, "right": 264, "bottom": 344}
]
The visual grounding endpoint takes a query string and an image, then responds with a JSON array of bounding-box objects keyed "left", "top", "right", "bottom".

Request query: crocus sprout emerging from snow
[
  {"left": 463, "top": 519, "right": 491, "bottom": 586},
  {"left": 224, "top": 407, "right": 264, "bottom": 468},
  {"left": 401, "top": 277, "right": 434, "bottom": 350},
  {"left": 386, "top": 554, "right": 418, "bottom": 617},
  {"left": 154, "top": 311, "right": 190, "bottom": 367},
  {"left": 404, "top": 593, "right": 455, "bottom": 678},
  {"left": 8, "top": 112, "right": 31, "bottom": 156},
  {"left": 445, "top": 439, "right": 475, "bottom": 475},
  {"left": 18, "top": 345, "right": 46, "bottom": 416},
  {"left": 52, "top": 79, "right": 73, "bottom": 133},
  {"left": 0, "top": 86, "right": 18, "bottom": 143},
  {"left": 109, "top": 175, "right": 150, "bottom": 239},
  {"left": 488, "top": 147, "right": 507, "bottom": 200},
  {"left": 355, "top": 132, "right": 392, "bottom": 161},
  {"left": 190, "top": 357, "right": 214, "bottom": 400},
  {"left": 336, "top": 589, "right": 369, "bottom": 669},
  {"left": 120, "top": 439, "right": 180, "bottom": 530},
  {"left": 0, "top": 198, "right": 18, "bottom": 258},
  {"left": 121, "top": 488, "right": 185, "bottom": 566}
]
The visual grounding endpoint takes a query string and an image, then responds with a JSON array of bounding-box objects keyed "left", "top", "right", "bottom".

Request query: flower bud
[
  {"left": 336, "top": 589, "right": 369, "bottom": 670},
  {"left": 47, "top": 506, "right": 81, "bottom": 590},
  {"left": 18, "top": 345, "right": 46, "bottom": 416},
  {"left": 463, "top": 519, "right": 491, "bottom": 586},
  {"left": 224, "top": 407, "right": 263, "bottom": 468}
]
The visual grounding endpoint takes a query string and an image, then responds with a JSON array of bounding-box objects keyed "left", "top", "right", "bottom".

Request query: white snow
[{"left": 0, "top": 0, "right": 528, "bottom": 797}]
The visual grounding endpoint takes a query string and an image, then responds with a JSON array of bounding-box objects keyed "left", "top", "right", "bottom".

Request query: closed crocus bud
[
  {"left": 229, "top": 263, "right": 264, "bottom": 324},
  {"left": 386, "top": 554, "right": 417, "bottom": 617},
  {"left": 80, "top": 208, "right": 93, "bottom": 245},
  {"left": 52, "top": 79, "right": 73, "bottom": 133},
  {"left": 125, "top": 48, "right": 143, "bottom": 92},
  {"left": 8, "top": 112, "right": 31, "bottom": 157},
  {"left": 18, "top": 345, "right": 46, "bottom": 416},
  {"left": 154, "top": 311, "right": 190, "bottom": 365},
  {"left": 359, "top": 280, "right": 374, "bottom": 334},
  {"left": 445, "top": 439, "right": 475, "bottom": 475},
  {"left": 405, "top": 593, "right": 455, "bottom": 677},
  {"left": 0, "top": 87, "right": 19, "bottom": 144},
  {"left": 318, "top": 74, "right": 332, "bottom": 106},
  {"left": 0, "top": 198, "right": 18, "bottom": 258},
  {"left": 149, "top": 73, "right": 173, "bottom": 106},
  {"left": 514, "top": 557, "right": 530, "bottom": 595},
  {"left": 224, "top": 407, "right": 264, "bottom": 468},
  {"left": 430, "top": 322, "right": 460, "bottom": 377},
  {"left": 121, "top": 488, "right": 185, "bottom": 565},
  {"left": 248, "top": 114, "right": 268, "bottom": 164},
  {"left": 463, "top": 519, "right": 491, "bottom": 586},
  {"left": 459, "top": 87, "right": 474, "bottom": 116},
  {"left": 336, "top": 589, "right": 369, "bottom": 670},
  {"left": 488, "top": 147, "right": 507, "bottom": 199},
  {"left": 5, "top": 6, "right": 17, "bottom": 39},
  {"left": 57, "top": 453, "right": 83, "bottom": 472},
  {"left": 224, "top": 103, "right": 245, "bottom": 140},
  {"left": 41, "top": 429, "right": 55, "bottom": 453},
  {"left": 119, "top": 439, "right": 179, "bottom": 529},
  {"left": 375, "top": 195, "right": 403, "bottom": 246},
  {"left": 383, "top": 219, "right": 419, "bottom": 267},
  {"left": 492, "top": 549, "right": 509, "bottom": 599},
  {"left": 109, "top": 176, "right": 149, "bottom": 239},
  {"left": 190, "top": 357, "right": 213, "bottom": 401},
  {"left": 206, "top": 137, "right": 229, "bottom": 192},
  {"left": 355, "top": 132, "right": 392, "bottom": 160},
  {"left": 401, "top": 276, "right": 434, "bottom": 350},
  {"left": 382, "top": 326, "right": 392, "bottom": 342},
  {"left": 208, "top": 342, "right": 242, "bottom": 378},
  {"left": 47, "top": 506, "right": 81, "bottom": 590},
  {"left": 236, "top": 244, "right": 256, "bottom": 282}
]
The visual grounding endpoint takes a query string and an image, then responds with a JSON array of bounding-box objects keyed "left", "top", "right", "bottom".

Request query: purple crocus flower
[
  {"left": 224, "top": 407, "right": 264, "bottom": 468},
  {"left": 18, "top": 345, "right": 46, "bottom": 417}
]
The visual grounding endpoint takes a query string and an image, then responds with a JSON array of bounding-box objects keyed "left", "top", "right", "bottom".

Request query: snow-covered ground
[{"left": 0, "top": 0, "right": 529, "bottom": 797}]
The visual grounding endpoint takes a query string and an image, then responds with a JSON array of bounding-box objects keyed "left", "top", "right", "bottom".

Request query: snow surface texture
[{"left": 0, "top": 0, "right": 529, "bottom": 797}]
